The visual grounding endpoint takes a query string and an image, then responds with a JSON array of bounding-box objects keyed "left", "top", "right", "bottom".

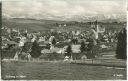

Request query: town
[{"left": 2, "top": 20, "right": 124, "bottom": 61}]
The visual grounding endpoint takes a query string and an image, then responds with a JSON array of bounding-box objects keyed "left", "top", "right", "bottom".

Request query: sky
[{"left": 2, "top": 0, "right": 127, "bottom": 20}]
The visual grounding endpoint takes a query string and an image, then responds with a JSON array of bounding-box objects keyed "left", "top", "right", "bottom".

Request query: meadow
[{"left": 1, "top": 61, "right": 126, "bottom": 80}]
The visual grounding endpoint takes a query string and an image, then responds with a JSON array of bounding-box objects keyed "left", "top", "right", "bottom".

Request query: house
[{"left": 71, "top": 45, "right": 81, "bottom": 53}]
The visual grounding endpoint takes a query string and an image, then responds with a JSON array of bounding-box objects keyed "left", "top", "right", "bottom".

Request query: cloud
[{"left": 2, "top": 0, "right": 127, "bottom": 20}]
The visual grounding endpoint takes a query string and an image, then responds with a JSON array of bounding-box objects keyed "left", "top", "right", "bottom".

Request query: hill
[{"left": 2, "top": 18, "right": 126, "bottom": 32}]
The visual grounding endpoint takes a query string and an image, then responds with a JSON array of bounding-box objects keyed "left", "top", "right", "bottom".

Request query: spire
[{"left": 25, "top": 28, "right": 28, "bottom": 33}]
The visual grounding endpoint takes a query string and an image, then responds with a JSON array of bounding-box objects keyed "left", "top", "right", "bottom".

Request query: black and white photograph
[{"left": 1, "top": 0, "right": 127, "bottom": 80}]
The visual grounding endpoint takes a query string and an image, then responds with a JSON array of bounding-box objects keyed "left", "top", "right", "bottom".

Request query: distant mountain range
[{"left": 2, "top": 13, "right": 126, "bottom": 23}]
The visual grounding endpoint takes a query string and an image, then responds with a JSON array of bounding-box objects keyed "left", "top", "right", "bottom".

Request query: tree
[
  {"left": 86, "top": 37, "right": 95, "bottom": 59},
  {"left": 22, "top": 42, "right": 32, "bottom": 53},
  {"left": 80, "top": 41, "right": 86, "bottom": 53},
  {"left": 30, "top": 40, "right": 42, "bottom": 58},
  {"left": 52, "top": 38, "right": 56, "bottom": 46},
  {"left": 65, "top": 45, "right": 72, "bottom": 57},
  {"left": 72, "top": 38, "right": 78, "bottom": 44},
  {"left": 116, "top": 28, "right": 127, "bottom": 59},
  {"left": 86, "top": 37, "right": 94, "bottom": 51}
]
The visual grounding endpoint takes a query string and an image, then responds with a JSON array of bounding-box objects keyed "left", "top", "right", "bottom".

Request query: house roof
[
  {"left": 41, "top": 44, "right": 81, "bottom": 54},
  {"left": 72, "top": 45, "right": 81, "bottom": 53}
]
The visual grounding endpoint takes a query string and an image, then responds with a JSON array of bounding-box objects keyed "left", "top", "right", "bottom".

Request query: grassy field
[{"left": 2, "top": 61, "right": 126, "bottom": 80}]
